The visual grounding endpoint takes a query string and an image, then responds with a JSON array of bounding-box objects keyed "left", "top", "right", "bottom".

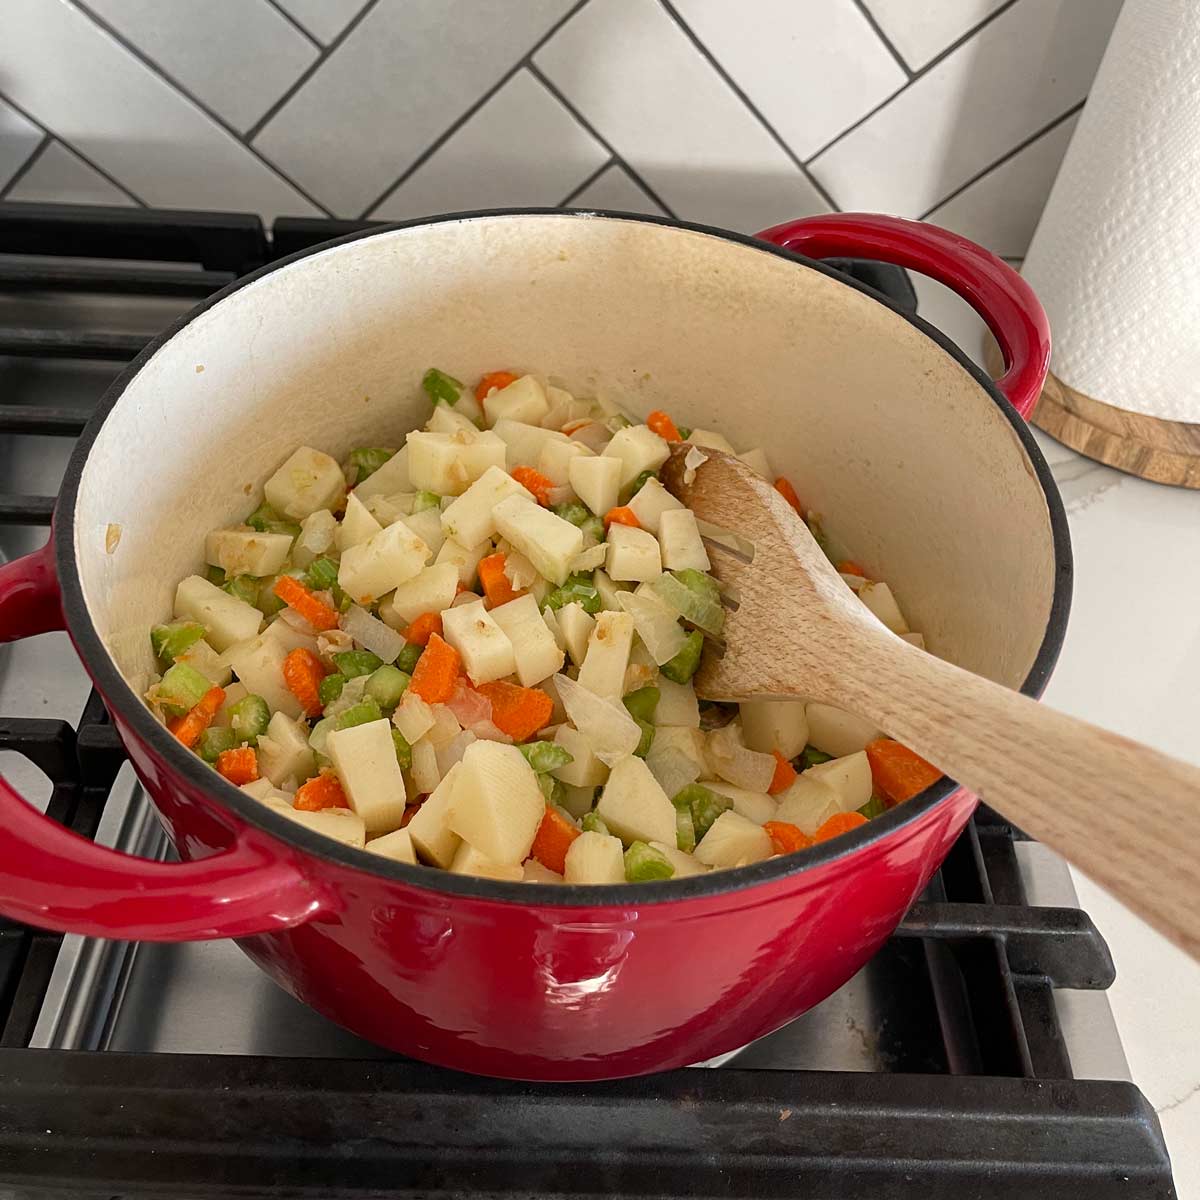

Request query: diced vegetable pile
[{"left": 145, "top": 368, "right": 942, "bottom": 884}]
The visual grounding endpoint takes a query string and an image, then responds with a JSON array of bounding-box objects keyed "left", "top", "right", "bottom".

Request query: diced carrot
[
  {"left": 814, "top": 811, "right": 868, "bottom": 843},
  {"left": 763, "top": 820, "right": 813, "bottom": 855},
  {"left": 475, "top": 680, "right": 554, "bottom": 742},
  {"left": 511, "top": 466, "right": 555, "bottom": 506},
  {"left": 646, "top": 409, "right": 682, "bottom": 442},
  {"left": 167, "top": 685, "right": 226, "bottom": 749},
  {"left": 530, "top": 804, "right": 581, "bottom": 874},
  {"left": 475, "top": 370, "right": 518, "bottom": 408},
  {"left": 477, "top": 552, "right": 526, "bottom": 609},
  {"left": 294, "top": 772, "right": 348, "bottom": 812},
  {"left": 768, "top": 750, "right": 797, "bottom": 795},
  {"left": 837, "top": 560, "right": 868, "bottom": 577},
  {"left": 215, "top": 746, "right": 259, "bottom": 785},
  {"left": 282, "top": 646, "right": 327, "bottom": 717},
  {"left": 774, "top": 476, "right": 803, "bottom": 515},
  {"left": 865, "top": 738, "right": 942, "bottom": 805},
  {"left": 403, "top": 611, "right": 443, "bottom": 646},
  {"left": 603, "top": 506, "right": 640, "bottom": 529},
  {"left": 409, "top": 633, "right": 461, "bottom": 704},
  {"left": 273, "top": 575, "right": 340, "bottom": 632}
]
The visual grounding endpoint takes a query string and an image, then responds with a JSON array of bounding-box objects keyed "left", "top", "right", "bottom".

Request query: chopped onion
[
  {"left": 425, "top": 704, "right": 463, "bottom": 747},
  {"left": 567, "top": 421, "right": 612, "bottom": 454},
  {"left": 705, "top": 723, "right": 776, "bottom": 793},
  {"left": 445, "top": 679, "right": 493, "bottom": 728},
  {"left": 617, "top": 590, "right": 687, "bottom": 665},
  {"left": 436, "top": 729, "right": 477, "bottom": 777},
  {"left": 341, "top": 603, "right": 405, "bottom": 663},
  {"left": 466, "top": 718, "right": 513, "bottom": 743},
  {"left": 317, "top": 628, "right": 354, "bottom": 661},
  {"left": 645, "top": 742, "right": 701, "bottom": 800},
  {"left": 393, "top": 691, "right": 435, "bottom": 743},
  {"left": 571, "top": 543, "right": 607, "bottom": 572},
  {"left": 278, "top": 607, "right": 319, "bottom": 637},
  {"left": 554, "top": 672, "right": 641, "bottom": 766},
  {"left": 682, "top": 445, "right": 708, "bottom": 485},
  {"left": 503, "top": 551, "right": 541, "bottom": 590}
]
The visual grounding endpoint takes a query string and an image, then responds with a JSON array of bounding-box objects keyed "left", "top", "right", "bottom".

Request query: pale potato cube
[
  {"left": 774, "top": 775, "right": 843, "bottom": 835},
  {"left": 557, "top": 601, "right": 596, "bottom": 667},
  {"left": 686, "top": 428, "right": 736, "bottom": 453},
  {"left": 551, "top": 724, "right": 610, "bottom": 787},
  {"left": 805, "top": 703, "right": 882, "bottom": 758},
  {"left": 440, "top": 465, "right": 534, "bottom": 549},
  {"left": 482, "top": 375, "right": 549, "bottom": 427},
  {"left": 564, "top": 830, "right": 625, "bottom": 884},
  {"left": 577, "top": 611, "right": 635, "bottom": 701},
  {"left": 602, "top": 425, "right": 670, "bottom": 487},
  {"left": 336, "top": 492, "right": 383, "bottom": 552},
  {"left": 568, "top": 454, "right": 621, "bottom": 516},
  {"left": 805, "top": 751, "right": 873, "bottom": 810},
  {"left": 293, "top": 508, "right": 337, "bottom": 568},
  {"left": 523, "top": 858, "right": 564, "bottom": 883},
  {"left": 441, "top": 599, "right": 516, "bottom": 685},
  {"left": 426, "top": 404, "right": 479, "bottom": 436},
  {"left": 379, "top": 563, "right": 459, "bottom": 629},
  {"left": 738, "top": 447, "right": 772, "bottom": 478},
  {"left": 205, "top": 528, "right": 293, "bottom": 578},
  {"left": 595, "top": 756, "right": 675, "bottom": 845},
  {"left": 263, "top": 446, "right": 346, "bottom": 520},
  {"left": 647, "top": 841, "right": 709, "bottom": 877},
  {"left": 653, "top": 677, "right": 700, "bottom": 728},
  {"left": 275, "top": 804, "right": 366, "bottom": 849},
  {"left": 657, "top": 509, "right": 710, "bottom": 572},
  {"left": 493, "top": 494, "right": 583, "bottom": 585},
  {"left": 739, "top": 700, "right": 809, "bottom": 760},
  {"left": 616, "top": 589, "right": 685, "bottom": 666},
  {"left": 694, "top": 810, "right": 772, "bottom": 868},
  {"left": 326, "top": 718, "right": 407, "bottom": 836},
  {"left": 490, "top": 594, "right": 564, "bottom": 686},
  {"left": 410, "top": 737, "right": 442, "bottom": 795},
  {"left": 406, "top": 764, "right": 462, "bottom": 867},
  {"left": 448, "top": 742, "right": 544, "bottom": 865},
  {"left": 626, "top": 477, "right": 684, "bottom": 534},
  {"left": 240, "top": 777, "right": 278, "bottom": 802},
  {"left": 859, "top": 581, "right": 909, "bottom": 635},
  {"left": 352, "top": 446, "right": 410, "bottom": 501},
  {"left": 491, "top": 419, "right": 569, "bottom": 468},
  {"left": 593, "top": 569, "right": 631, "bottom": 612},
  {"left": 401, "top": 506, "right": 444, "bottom": 558},
  {"left": 392, "top": 690, "right": 436, "bottom": 744},
  {"left": 605, "top": 524, "right": 662, "bottom": 583},
  {"left": 175, "top": 638, "right": 232, "bottom": 688},
  {"left": 174, "top": 575, "right": 262, "bottom": 653},
  {"left": 703, "top": 781, "right": 778, "bottom": 825},
  {"left": 257, "top": 711, "right": 317, "bottom": 787},
  {"left": 337, "top": 520, "right": 430, "bottom": 606},
  {"left": 450, "top": 841, "right": 525, "bottom": 882},
  {"left": 537, "top": 437, "right": 591, "bottom": 486},
  {"left": 406, "top": 430, "right": 506, "bottom": 496},
  {"left": 365, "top": 827, "right": 417, "bottom": 864},
  {"left": 435, "top": 536, "right": 491, "bottom": 589}
]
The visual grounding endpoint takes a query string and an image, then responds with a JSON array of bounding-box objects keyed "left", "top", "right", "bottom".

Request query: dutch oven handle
[
  {"left": 0, "top": 540, "right": 331, "bottom": 941},
  {"left": 755, "top": 213, "right": 1050, "bottom": 419}
]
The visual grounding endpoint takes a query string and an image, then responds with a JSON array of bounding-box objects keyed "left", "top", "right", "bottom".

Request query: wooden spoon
[{"left": 661, "top": 445, "right": 1200, "bottom": 958}]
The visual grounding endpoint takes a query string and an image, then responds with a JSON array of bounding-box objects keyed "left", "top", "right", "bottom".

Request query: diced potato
[
  {"left": 568, "top": 454, "right": 622, "bottom": 516},
  {"left": 365, "top": 827, "right": 417, "bottom": 864},
  {"left": 805, "top": 703, "right": 882, "bottom": 758},
  {"left": 435, "top": 536, "right": 490, "bottom": 589},
  {"left": 337, "top": 521, "right": 430, "bottom": 606},
  {"left": 440, "top": 465, "right": 534, "bottom": 549},
  {"left": 274, "top": 804, "right": 366, "bottom": 848},
  {"left": 441, "top": 599, "right": 516, "bottom": 685},
  {"left": 336, "top": 492, "right": 383, "bottom": 552},
  {"left": 694, "top": 810, "right": 772, "bottom": 868},
  {"left": 564, "top": 830, "right": 625, "bottom": 884},
  {"left": 409, "top": 737, "right": 441, "bottom": 795},
  {"left": 401, "top": 507, "right": 444, "bottom": 559},
  {"left": 703, "top": 781, "right": 778, "bottom": 825},
  {"left": 491, "top": 418, "right": 569, "bottom": 468},
  {"left": 406, "top": 430, "right": 506, "bottom": 496},
  {"left": 205, "top": 528, "right": 293, "bottom": 578},
  {"left": 595, "top": 756, "right": 675, "bottom": 845},
  {"left": 901, "top": 631, "right": 926, "bottom": 650},
  {"left": 175, "top": 638, "right": 232, "bottom": 687},
  {"left": 293, "top": 508, "right": 337, "bottom": 568},
  {"left": 523, "top": 858, "right": 564, "bottom": 883},
  {"left": 593, "top": 569, "right": 630, "bottom": 612},
  {"left": 774, "top": 774, "right": 843, "bottom": 834},
  {"left": 263, "top": 446, "right": 346, "bottom": 520},
  {"left": 804, "top": 751, "right": 873, "bottom": 810},
  {"left": 657, "top": 509, "right": 710, "bottom": 571},
  {"left": 557, "top": 602, "right": 596, "bottom": 667},
  {"left": 325, "top": 718, "right": 407, "bottom": 836},
  {"left": 739, "top": 700, "right": 809, "bottom": 760},
  {"left": 686, "top": 428, "right": 736, "bottom": 453},
  {"left": 653, "top": 677, "right": 700, "bottom": 728},
  {"left": 406, "top": 763, "right": 462, "bottom": 867},
  {"left": 352, "top": 446, "right": 410, "bottom": 501},
  {"left": 626, "top": 477, "right": 684, "bottom": 534},
  {"left": 174, "top": 575, "right": 263, "bottom": 653},
  {"left": 602, "top": 425, "right": 670, "bottom": 487},
  {"left": 482, "top": 375, "right": 549, "bottom": 427},
  {"left": 648, "top": 841, "right": 709, "bottom": 877},
  {"left": 447, "top": 742, "right": 544, "bottom": 865},
  {"left": 493, "top": 494, "right": 583, "bottom": 585},
  {"left": 606, "top": 524, "right": 662, "bottom": 583},
  {"left": 551, "top": 724, "right": 610, "bottom": 787},
  {"left": 538, "top": 437, "right": 591, "bottom": 486},
  {"left": 426, "top": 404, "right": 479, "bottom": 436},
  {"left": 379, "top": 563, "right": 459, "bottom": 629},
  {"left": 577, "top": 611, "right": 635, "bottom": 701},
  {"left": 450, "top": 841, "right": 525, "bottom": 881},
  {"left": 859, "top": 581, "right": 909, "bottom": 634},
  {"left": 490, "top": 594, "right": 564, "bottom": 686},
  {"left": 616, "top": 590, "right": 686, "bottom": 666},
  {"left": 738, "top": 447, "right": 772, "bottom": 478},
  {"left": 240, "top": 777, "right": 278, "bottom": 802},
  {"left": 257, "top": 711, "right": 317, "bottom": 787},
  {"left": 393, "top": 690, "right": 436, "bottom": 744}
]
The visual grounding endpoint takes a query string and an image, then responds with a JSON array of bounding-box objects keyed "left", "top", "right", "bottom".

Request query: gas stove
[{"left": 0, "top": 201, "right": 1176, "bottom": 1198}]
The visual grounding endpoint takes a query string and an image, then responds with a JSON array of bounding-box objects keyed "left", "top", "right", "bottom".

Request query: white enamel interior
[{"left": 73, "top": 214, "right": 1055, "bottom": 698}]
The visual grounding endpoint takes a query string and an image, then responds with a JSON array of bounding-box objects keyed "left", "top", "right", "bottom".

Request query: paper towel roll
[{"left": 1021, "top": 0, "right": 1200, "bottom": 422}]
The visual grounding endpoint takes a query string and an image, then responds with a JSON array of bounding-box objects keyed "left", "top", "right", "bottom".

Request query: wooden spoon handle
[{"left": 843, "top": 635, "right": 1200, "bottom": 958}]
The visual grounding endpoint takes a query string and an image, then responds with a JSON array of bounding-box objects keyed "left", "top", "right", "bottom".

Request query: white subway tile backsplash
[
  {"left": 274, "top": 0, "right": 368, "bottom": 45},
  {"left": 861, "top": 0, "right": 1008, "bottom": 70},
  {"left": 809, "top": 0, "right": 1121, "bottom": 218},
  {"left": 6, "top": 139, "right": 133, "bottom": 206},
  {"left": 371, "top": 70, "right": 605, "bottom": 220},
  {"left": 82, "top": 0, "right": 318, "bottom": 133},
  {"left": 671, "top": 0, "right": 906, "bottom": 160},
  {"left": 254, "top": 0, "right": 575, "bottom": 217},
  {"left": 0, "top": 97, "right": 42, "bottom": 192},
  {"left": 568, "top": 163, "right": 666, "bottom": 216},
  {"left": 535, "top": 0, "right": 828, "bottom": 233}
]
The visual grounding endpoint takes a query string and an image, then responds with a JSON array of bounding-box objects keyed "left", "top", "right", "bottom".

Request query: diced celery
[
  {"left": 335, "top": 585, "right": 353, "bottom": 613},
  {"left": 672, "top": 783, "right": 731, "bottom": 840},
  {"left": 228, "top": 694, "right": 270, "bottom": 746},
  {"left": 674, "top": 568, "right": 720, "bottom": 605},
  {"left": 198, "top": 725, "right": 238, "bottom": 763},
  {"left": 348, "top": 447, "right": 393, "bottom": 483},
  {"left": 517, "top": 741, "right": 574, "bottom": 774},
  {"left": 256, "top": 576, "right": 286, "bottom": 617},
  {"left": 622, "top": 685, "right": 660, "bottom": 723},
  {"left": 806, "top": 514, "right": 833, "bottom": 562},
  {"left": 581, "top": 811, "right": 610, "bottom": 835},
  {"left": 422, "top": 367, "right": 462, "bottom": 406},
  {"left": 858, "top": 795, "right": 886, "bottom": 820},
  {"left": 676, "top": 805, "right": 696, "bottom": 853},
  {"left": 334, "top": 699, "right": 383, "bottom": 730},
  {"left": 411, "top": 490, "right": 441, "bottom": 513},
  {"left": 633, "top": 719, "right": 654, "bottom": 759},
  {"left": 150, "top": 620, "right": 205, "bottom": 662},
  {"left": 319, "top": 673, "right": 346, "bottom": 707},
  {"left": 159, "top": 662, "right": 211, "bottom": 713},
  {"left": 660, "top": 630, "right": 703, "bottom": 684},
  {"left": 624, "top": 840, "right": 674, "bottom": 882},
  {"left": 650, "top": 572, "right": 724, "bottom": 637},
  {"left": 392, "top": 729, "right": 413, "bottom": 770},
  {"left": 222, "top": 575, "right": 260, "bottom": 607},
  {"left": 581, "top": 515, "right": 605, "bottom": 543},
  {"left": 552, "top": 500, "right": 590, "bottom": 527},
  {"left": 366, "top": 664, "right": 409, "bottom": 709},
  {"left": 304, "top": 555, "right": 339, "bottom": 591},
  {"left": 334, "top": 650, "right": 384, "bottom": 678},
  {"left": 545, "top": 573, "right": 601, "bottom": 614},
  {"left": 538, "top": 774, "right": 565, "bottom": 805},
  {"left": 624, "top": 469, "right": 657, "bottom": 501},
  {"left": 246, "top": 502, "right": 301, "bottom": 538},
  {"left": 801, "top": 746, "right": 833, "bottom": 769},
  {"left": 396, "top": 643, "right": 424, "bottom": 674},
  {"left": 204, "top": 564, "right": 227, "bottom": 587},
  {"left": 677, "top": 425, "right": 692, "bottom": 440}
]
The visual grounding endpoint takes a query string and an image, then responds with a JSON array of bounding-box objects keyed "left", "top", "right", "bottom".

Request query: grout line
[
  {"left": 244, "top": 0, "right": 382, "bottom": 143},
  {"left": 917, "top": 100, "right": 1084, "bottom": 219},
  {"left": 557, "top": 157, "right": 615, "bottom": 207},
  {"left": 263, "top": 0, "right": 324, "bottom": 50},
  {"left": 658, "top": 0, "right": 838, "bottom": 211},
  {"left": 359, "top": 0, "right": 593, "bottom": 219},
  {"left": 804, "top": 0, "right": 1022, "bottom": 166},
  {"left": 0, "top": 88, "right": 147, "bottom": 206},
  {"left": 850, "top": 0, "right": 914, "bottom": 77},
  {"left": 0, "top": 134, "right": 51, "bottom": 201},
  {"left": 68, "top": 0, "right": 336, "bottom": 217}
]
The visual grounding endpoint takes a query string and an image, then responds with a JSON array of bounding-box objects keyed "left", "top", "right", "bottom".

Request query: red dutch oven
[{"left": 0, "top": 211, "right": 1067, "bottom": 1081}]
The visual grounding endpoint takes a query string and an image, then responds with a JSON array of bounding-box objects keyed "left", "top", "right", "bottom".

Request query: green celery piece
[
  {"left": 806, "top": 514, "right": 834, "bottom": 562},
  {"left": 246, "top": 502, "right": 301, "bottom": 539},
  {"left": 676, "top": 806, "right": 696, "bottom": 854},
  {"left": 256, "top": 577, "right": 286, "bottom": 617},
  {"left": 538, "top": 774, "right": 564, "bottom": 805},
  {"left": 422, "top": 367, "right": 462, "bottom": 406},
  {"left": 197, "top": 725, "right": 238, "bottom": 763},
  {"left": 518, "top": 741, "right": 574, "bottom": 774},
  {"left": 348, "top": 447, "right": 393, "bottom": 483},
  {"left": 672, "top": 783, "right": 731, "bottom": 841},
  {"left": 228, "top": 694, "right": 270, "bottom": 746},
  {"left": 622, "top": 469, "right": 657, "bottom": 503},
  {"left": 366, "top": 665, "right": 410, "bottom": 709},
  {"left": 334, "top": 650, "right": 384, "bottom": 679},
  {"left": 552, "top": 500, "right": 590, "bottom": 527},
  {"left": 150, "top": 620, "right": 205, "bottom": 662},
  {"left": 650, "top": 572, "right": 724, "bottom": 637},
  {"left": 222, "top": 575, "right": 260, "bottom": 607},
  {"left": 392, "top": 729, "right": 413, "bottom": 770},
  {"left": 677, "top": 425, "right": 692, "bottom": 440},
  {"left": 674, "top": 568, "right": 720, "bottom": 606},
  {"left": 624, "top": 840, "right": 674, "bottom": 882},
  {"left": 580, "top": 811, "right": 609, "bottom": 835},
  {"left": 305, "top": 556, "right": 339, "bottom": 592},
  {"left": 204, "top": 564, "right": 227, "bottom": 587},
  {"left": 396, "top": 643, "right": 424, "bottom": 674},
  {"left": 633, "top": 719, "right": 654, "bottom": 759},
  {"left": 581, "top": 515, "right": 605, "bottom": 543},
  {"left": 660, "top": 630, "right": 703, "bottom": 684},
  {"left": 622, "top": 685, "right": 660, "bottom": 723},
  {"left": 545, "top": 573, "right": 601, "bottom": 615},
  {"left": 334, "top": 699, "right": 383, "bottom": 730},
  {"left": 159, "top": 662, "right": 211, "bottom": 713},
  {"left": 801, "top": 746, "right": 833, "bottom": 769},
  {"left": 335, "top": 586, "right": 353, "bottom": 613},
  {"left": 411, "top": 490, "right": 441, "bottom": 513},
  {"left": 319, "top": 673, "right": 346, "bottom": 707},
  {"left": 858, "top": 795, "right": 886, "bottom": 820}
]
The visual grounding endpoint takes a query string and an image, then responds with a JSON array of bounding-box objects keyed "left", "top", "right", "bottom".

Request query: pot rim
[{"left": 55, "top": 208, "right": 1073, "bottom": 907}]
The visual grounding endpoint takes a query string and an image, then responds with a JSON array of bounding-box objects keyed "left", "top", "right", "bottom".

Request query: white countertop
[{"left": 915, "top": 274, "right": 1200, "bottom": 1199}]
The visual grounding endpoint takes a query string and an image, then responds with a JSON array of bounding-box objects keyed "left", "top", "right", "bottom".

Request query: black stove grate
[{"left": 0, "top": 200, "right": 1175, "bottom": 1198}]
